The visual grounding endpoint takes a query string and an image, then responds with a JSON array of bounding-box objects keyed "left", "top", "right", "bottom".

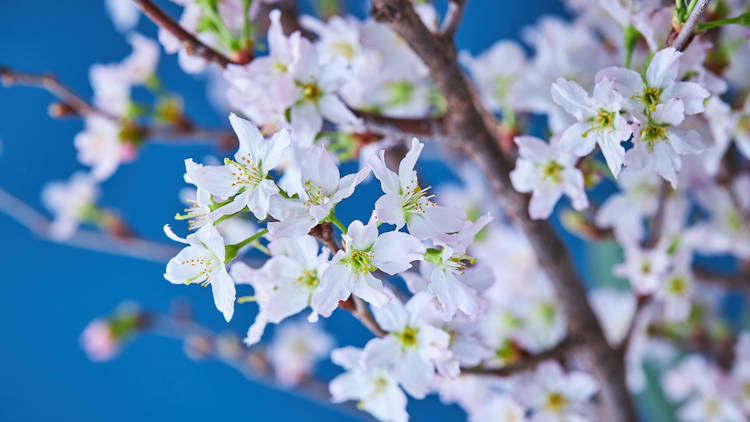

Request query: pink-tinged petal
[
  {"left": 375, "top": 193, "right": 407, "bottom": 229},
  {"left": 566, "top": 372, "right": 599, "bottom": 401},
  {"left": 373, "top": 231, "right": 426, "bottom": 275},
  {"left": 559, "top": 122, "right": 597, "bottom": 157},
  {"left": 363, "top": 336, "right": 401, "bottom": 367},
  {"left": 651, "top": 142, "right": 681, "bottom": 188},
  {"left": 428, "top": 267, "right": 477, "bottom": 320},
  {"left": 592, "top": 77, "right": 623, "bottom": 109},
  {"left": 229, "top": 261, "right": 256, "bottom": 285},
  {"left": 550, "top": 78, "right": 594, "bottom": 121},
  {"left": 646, "top": 47, "right": 682, "bottom": 88}
]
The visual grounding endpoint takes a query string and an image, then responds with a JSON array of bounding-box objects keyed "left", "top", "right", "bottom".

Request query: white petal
[
  {"left": 375, "top": 194, "right": 407, "bottom": 229},
  {"left": 373, "top": 231, "right": 426, "bottom": 275},
  {"left": 550, "top": 78, "right": 594, "bottom": 121},
  {"left": 646, "top": 47, "right": 681, "bottom": 88},
  {"left": 559, "top": 122, "right": 597, "bottom": 157}
]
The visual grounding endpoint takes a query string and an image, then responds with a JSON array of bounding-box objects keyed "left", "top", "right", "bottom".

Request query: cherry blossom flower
[
  {"left": 311, "top": 219, "right": 425, "bottom": 317},
  {"left": 366, "top": 293, "right": 452, "bottom": 398},
  {"left": 330, "top": 346, "right": 409, "bottom": 422},
  {"left": 369, "top": 138, "right": 467, "bottom": 240},
  {"left": 74, "top": 116, "right": 123, "bottom": 181},
  {"left": 268, "top": 320, "right": 334, "bottom": 386},
  {"left": 185, "top": 113, "right": 290, "bottom": 220},
  {"left": 551, "top": 76, "right": 632, "bottom": 176},
  {"left": 510, "top": 135, "right": 588, "bottom": 219},
  {"left": 164, "top": 224, "right": 236, "bottom": 322},
  {"left": 460, "top": 41, "right": 526, "bottom": 113},
  {"left": 80, "top": 319, "right": 119, "bottom": 362},
  {"left": 514, "top": 361, "right": 598, "bottom": 422},
  {"left": 41, "top": 172, "right": 100, "bottom": 240},
  {"left": 599, "top": 47, "right": 710, "bottom": 121},
  {"left": 268, "top": 145, "right": 369, "bottom": 239},
  {"left": 230, "top": 235, "right": 329, "bottom": 345},
  {"left": 105, "top": 0, "right": 140, "bottom": 32}
]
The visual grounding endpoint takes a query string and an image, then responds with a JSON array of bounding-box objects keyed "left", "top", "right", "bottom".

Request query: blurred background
[{"left": 0, "top": 0, "right": 581, "bottom": 421}]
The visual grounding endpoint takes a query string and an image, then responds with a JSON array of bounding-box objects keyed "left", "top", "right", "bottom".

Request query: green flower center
[
  {"left": 331, "top": 41, "right": 355, "bottom": 60},
  {"left": 343, "top": 247, "right": 376, "bottom": 274},
  {"left": 541, "top": 160, "right": 564, "bottom": 183},
  {"left": 545, "top": 392, "right": 568, "bottom": 412},
  {"left": 640, "top": 86, "right": 663, "bottom": 114},
  {"left": 640, "top": 124, "right": 668, "bottom": 151},
  {"left": 395, "top": 326, "right": 418, "bottom": 349},
  {"left": 301, "top": 81, "right": 322, "bottom": 103},
  {"left": 296, "top": 269, "right": 319, "bottom": 289},
  {"left": 667, "top": 276, "right": 687, "bottom": 295}
]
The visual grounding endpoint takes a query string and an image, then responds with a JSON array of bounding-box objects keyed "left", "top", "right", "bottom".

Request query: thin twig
[
  {"left": 462, "top": 337, "right": 579, "bottom": 377},
  {"left": 441, "top": 0, "right": 467, "bottom": 37},
  {"left": 672, "top": 0, "right": 711, "bottom": 51},
  {"left": 0, "top": 66, "right": 114, "bottom": 119},
  {"left": 1, "top": 66, "right": 237, "bottom": 146},
  {"left": 131, "top": 0, "right": 245, "bottom": 68},
  {"left": 0, "top": 187, "right": 178, "bottom": 263},
  {"left": 693, "top": 266, "right": 750, "bottom": 289}
]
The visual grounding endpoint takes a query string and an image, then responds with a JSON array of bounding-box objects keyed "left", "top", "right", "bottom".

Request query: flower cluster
[{"left": 21, "top": 0, "right": 750, "bottom": 422}]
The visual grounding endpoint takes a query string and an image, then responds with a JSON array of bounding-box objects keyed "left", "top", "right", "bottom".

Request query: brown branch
[
  {"left": 671, "top": 0, "right": 712, "bottom": 51},
  {"left": 351, "top": 107, "right": 446, "bottom": 139},
  {"left": 1, "top": 66, "right": 237, "bottom": 147},
  {"left": 131, "top": 0, "right": 248, "bottom": 68},
  {"left": 0, "top": 66, "right": 114, "bottom": 119},
  {"left": 441, "top": 0, "right": 467, "bottom": 37},
  {"left": 693, "top": 266, "right": 750, "bottom": 289},
  {"left": 369, "top": 2, "right": 636, "bottom": 421},
  {"left": 462, "top": 337, "right": 579, "bottom": 377}
]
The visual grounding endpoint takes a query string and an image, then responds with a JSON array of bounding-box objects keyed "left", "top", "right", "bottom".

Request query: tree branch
[
  {"left": 369, "top": 1, "right": 636, "bottom": 421},
  {"left": 1, "top": 66, "right": 238, "bottom": 147},
  {"left": 0, "top": 66, "right": 114, "bottom": 119},
  {"left": 0, "top": 187, "right": 179, "bottom": 264},
  {"left": 642, "top": 181, "right": 669, "bottom": 249},
  {"left": 462, "top": 337, "right": 579, "bottom": 377},
  {"left": 441, "top": 0, "right": 467, "bottom": 37},
  {"left": 131, "top": 0, "right": 247, "bottom": 68},
  {"left": 671, "top": 0, "right": 711, "bottom": 51}
]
